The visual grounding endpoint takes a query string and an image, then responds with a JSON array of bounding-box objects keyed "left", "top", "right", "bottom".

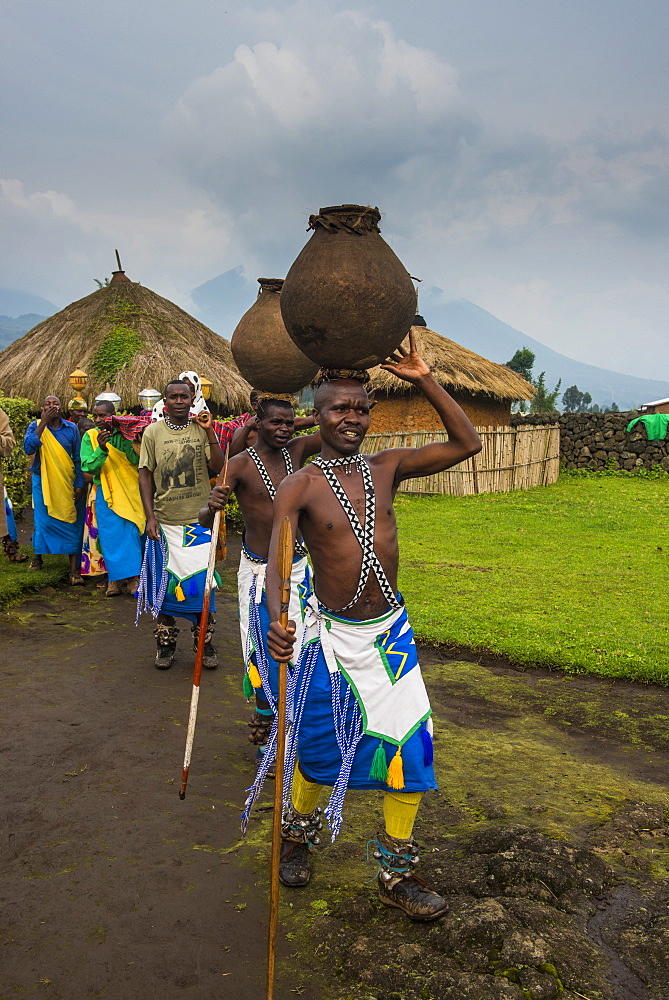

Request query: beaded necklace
[{"left": 164, "top": 415, "right": 190, "bottom": 432}]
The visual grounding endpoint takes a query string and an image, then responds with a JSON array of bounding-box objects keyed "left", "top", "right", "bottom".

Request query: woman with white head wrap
[{"left": 150, "top": 371, "right": 210, "bottom": 422}]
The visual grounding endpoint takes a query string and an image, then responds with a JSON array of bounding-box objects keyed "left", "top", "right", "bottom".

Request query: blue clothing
[
  {"left": 4, "top": 492, "right": 17, "bottom": 542},
  {"left": 241, "top": 599, "right": 436, "bottom": 839},
  {"left": 24, "top": 419, "right": 85, "bottom": 487},
  {"left": 137, "top": 526, "right": 216, "bottom": 624},
  {"left": 241, "top": 542, "right": 311, "bottom": 704},
  {"left": 31, "top": 475, "right": 85, "bottom": 555},
  {"left": 294, "top": 610, "right": 436, "bottom": 794},
  {"left": 95, "top": 491, "right": 143, "bottom": 582}
]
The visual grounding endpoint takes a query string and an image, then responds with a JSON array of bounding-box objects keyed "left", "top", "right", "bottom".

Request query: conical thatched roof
[
  {"left": 0, "top": 272, "right": 251, "bottom": 411},
  {"left": 368, "top": 325, "right": 534, "bottom": 401}
]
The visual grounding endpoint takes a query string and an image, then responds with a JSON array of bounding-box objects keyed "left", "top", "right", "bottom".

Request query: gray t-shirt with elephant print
[{"left": 139, "top": 419, "right": 211, "bottom": 525}]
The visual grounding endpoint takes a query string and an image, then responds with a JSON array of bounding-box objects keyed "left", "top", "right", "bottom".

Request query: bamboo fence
[{"left": 361, "top": 424, "right": 560, "bottom": 496}]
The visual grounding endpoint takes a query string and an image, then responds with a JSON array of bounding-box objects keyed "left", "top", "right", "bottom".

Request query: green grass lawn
[
  {"left": 396, "top": 475, "right": 669, "bottom": 684},
  {"left": 0, "top": 551, "right": 70, "bottom": 607}
]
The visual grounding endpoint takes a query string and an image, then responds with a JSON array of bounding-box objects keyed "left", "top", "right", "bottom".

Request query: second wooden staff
[
  {"left": 266, "top": 515, "right": 294, "bottom": 1000},
  {"left": 179, "top": 453, "right": 228, "bottom": 800}
]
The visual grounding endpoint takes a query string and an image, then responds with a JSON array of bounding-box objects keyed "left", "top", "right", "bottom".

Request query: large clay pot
[
  {"left": 280, "top": 205, "right": 417, "bottom": 369},
  {"left": 231, "top": 278, "right": 319, "bottom": 394}
]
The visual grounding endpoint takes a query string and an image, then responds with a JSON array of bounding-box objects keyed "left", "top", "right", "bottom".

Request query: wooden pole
[
  {"left": 266, "top": 516, "right": 294, "bottom": 1000},
  {"left": 179, "top": 452, "right": 228, "bottom": 800},
  {"left": 471, "top": 451, "right": 480, "bottom": 494}
]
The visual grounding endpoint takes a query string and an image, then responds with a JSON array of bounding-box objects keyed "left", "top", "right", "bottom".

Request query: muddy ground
[{"left": 1, "top": 533, "right": 668, "bottom": 1000}]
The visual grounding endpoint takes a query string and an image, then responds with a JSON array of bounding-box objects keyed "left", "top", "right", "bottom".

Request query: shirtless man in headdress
[
  {"left": 227, "top": 389, "right": 317, "bottom": 457},
  {"left": 199, "top": 395, "right": 320, "bottom": 766},
  {"left": 259, "top": 334, "right": 481, "bottom": 921}
]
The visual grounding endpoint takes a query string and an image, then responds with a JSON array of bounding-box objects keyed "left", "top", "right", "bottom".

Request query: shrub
[
  {"left": 0, "top": 396, "right": 36, "bottom": 513},
  {"left": 225, "top": 494, "right": 244, "bottom": 533},
  {"left": 561, "top": 464, "right": 668, "bottom": 481}
]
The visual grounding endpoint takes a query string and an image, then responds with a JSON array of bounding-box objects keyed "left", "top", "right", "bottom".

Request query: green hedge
[{"left": 0, "top": 396, "right": 36, "bottom": 513}]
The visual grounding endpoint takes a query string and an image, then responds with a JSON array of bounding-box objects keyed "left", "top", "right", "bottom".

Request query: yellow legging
[{"left": 292, "top": 764, "right": 422, "bottom": 841}]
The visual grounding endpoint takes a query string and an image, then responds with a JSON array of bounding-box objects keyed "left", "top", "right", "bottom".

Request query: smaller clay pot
[{"left": 231, "top": 278, "right": 319, "bottom": 393}]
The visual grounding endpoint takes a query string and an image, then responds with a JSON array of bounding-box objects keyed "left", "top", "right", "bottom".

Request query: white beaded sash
[{"left": 312, "top": 454, "right": 400, "bottom": 612}]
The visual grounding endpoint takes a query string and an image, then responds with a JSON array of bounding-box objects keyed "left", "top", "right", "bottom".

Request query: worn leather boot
[
  {"left": 373, "top": 830, "right": 448, "bottom": 922},
  {"left": 279, "top": 805, "right": 323, "bottom": 888},
  {"left": 154, "top": 622, "right": 179, "bottom": 669},
  {"left": 191, "top": 618, "right": 217, "bottom": 669},
  {"left": 3, "top": 536, "right": 27, "bottom": 562}
]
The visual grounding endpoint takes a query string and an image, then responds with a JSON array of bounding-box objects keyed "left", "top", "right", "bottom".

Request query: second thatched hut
[
  {"left": 367, "top": 318, "right": 534, "bottom": 431},
  {"left": 0, "top": 269, "right": 250, "bottom": 412}
]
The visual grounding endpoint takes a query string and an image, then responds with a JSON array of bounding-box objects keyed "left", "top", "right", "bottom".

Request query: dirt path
[
  {"left": 1, "top": 534, "right": 668, "bottom": 999},
  {"left": 0, "top": 535, "right": 320, "bottom": 1000}
]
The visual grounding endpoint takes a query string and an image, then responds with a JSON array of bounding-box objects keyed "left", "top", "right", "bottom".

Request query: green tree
[
  {"left": 530, "top": 372, "right": 562, "bottom": 413},
  {"left": 561, "top": 386, "right": 598, "bottom": 412},
  {"left": 506, "top": 347, "right": 535, "bottom": 382},
  {"left": 562, "top": 385, "right": 584, "bottom": 411}
]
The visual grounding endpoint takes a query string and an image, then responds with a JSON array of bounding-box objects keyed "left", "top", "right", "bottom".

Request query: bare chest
[
  {"left": 307, "top": 470, "right": 395, "bottom": 536},
  {"left": 244, "top": 452, "right": 290, "bottom": 502}
]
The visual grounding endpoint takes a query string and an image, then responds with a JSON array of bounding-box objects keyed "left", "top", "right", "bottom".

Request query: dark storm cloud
[{"left": 1, "top": 0, "right": 667, "bottom": 376}]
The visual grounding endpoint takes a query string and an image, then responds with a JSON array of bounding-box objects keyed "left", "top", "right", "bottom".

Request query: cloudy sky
[{"left": 1, "top": 0, "right": 667, "bottom": 378}]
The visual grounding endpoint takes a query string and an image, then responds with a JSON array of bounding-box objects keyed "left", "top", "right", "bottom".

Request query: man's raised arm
[
  {"left": 195, "top": 411, "right": 225, "bottom": 472},
  {"left": 379, "top": 332, "right": 482, "bottom": 482},
  {"left": 291, "top": 428, "right": 321, "bottom": 464},
  {"left": 228, "top": 416, "right": 257, "bottom": 458}
]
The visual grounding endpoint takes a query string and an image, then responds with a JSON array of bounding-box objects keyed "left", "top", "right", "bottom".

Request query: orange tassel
[{"left": 386, "top": 747, "right": 405, "bottom": 789}]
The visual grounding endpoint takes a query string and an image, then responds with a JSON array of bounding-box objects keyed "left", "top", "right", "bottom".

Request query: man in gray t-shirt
[
  {"left": 138, "top": 379, "right": 225, "bottom": 669},
  {"left": 140, "top": 419, "right": 213, "bottom": 526}
]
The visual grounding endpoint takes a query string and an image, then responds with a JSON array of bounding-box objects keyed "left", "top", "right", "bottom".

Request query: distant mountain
[
  {"left": 0, "top": 286, "right": 57, "bottom": 318},
  {"left": 0, "top": 314, "right": 47, "bottom": 351},
  {"left": 191, "top": 267, "right": 257, "bottom": 338},
  {"left": 419, "top": 292, "right": 669, "bottom": 411}
]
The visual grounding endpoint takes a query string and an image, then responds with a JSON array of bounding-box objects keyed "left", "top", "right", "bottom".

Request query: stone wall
[{"left": 510, "top": 411, "right": 669, "bottom": 471}]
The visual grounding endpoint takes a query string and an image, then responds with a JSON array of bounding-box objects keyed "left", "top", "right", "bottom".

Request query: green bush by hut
[{"left": 0, "top": 396, "right": 34, "bottom": 510}]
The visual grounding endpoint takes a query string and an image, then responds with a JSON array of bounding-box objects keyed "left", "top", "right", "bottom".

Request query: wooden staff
[
  {"left": 179, "top": 451, "right": 228, "bottom": 800},
  {"left": 266, "top": 515, "right": 294, "bottom": 1000}
]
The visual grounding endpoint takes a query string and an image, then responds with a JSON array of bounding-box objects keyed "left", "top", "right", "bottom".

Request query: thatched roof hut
[
  {"left": 0, "top": 270, "right": 251, "bottom": 411},
  {"left": 367, "top": 321, "right": 534, "bottom": 431}
]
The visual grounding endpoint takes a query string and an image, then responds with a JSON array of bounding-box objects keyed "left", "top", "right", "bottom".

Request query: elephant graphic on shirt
[{"left": 161, "top": 443, "right": 198, "bottom": 491}]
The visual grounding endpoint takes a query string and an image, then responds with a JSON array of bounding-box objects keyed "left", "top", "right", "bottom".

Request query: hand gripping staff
[
  {"left": 266, "top": 515, "right": 294, "bottom": 1000},
  {"left": 179, "top": 452, "right": 228, "bottom": 800}
]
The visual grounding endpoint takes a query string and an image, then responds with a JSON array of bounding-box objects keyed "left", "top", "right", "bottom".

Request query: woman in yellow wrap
[
  {"left": 23, "top": 396, "right": 86, "bottom": 585},
  {"left": 80, "top": 400, "right": 145, "bottom": 597}
]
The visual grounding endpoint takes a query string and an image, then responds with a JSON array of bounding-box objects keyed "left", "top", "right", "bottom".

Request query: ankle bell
[
  {"left": 281, "top": 805, "right": 323, "bottom": 846},
  {"left": 372, "top": 832, "right": 420, "bottom": 881},
  {"left": 191, "top": 618, "right": 215, "bottom": 643},
  {"left": 248, "top": 710, "right": 273, "bottom": 745},
  {"left": 154, "top": 623, "right": 179, "bottom": 646}
]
